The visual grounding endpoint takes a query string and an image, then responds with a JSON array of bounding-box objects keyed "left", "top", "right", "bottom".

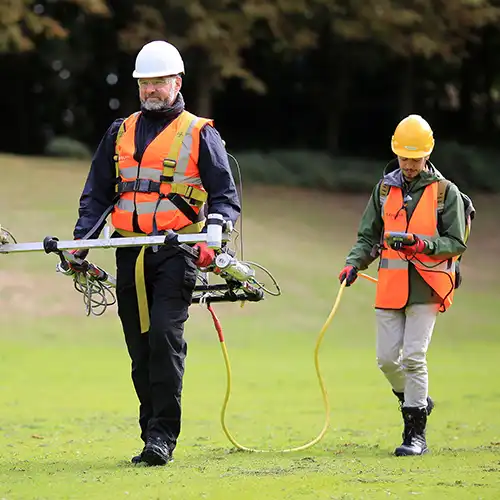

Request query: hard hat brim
[
  {"left": 391, "top": 138, "right": 434, "bottom": 158},
  {"left": 391, "top": 146, "right": 434, "bottom": 158},
  {"left": 132, "top": 70, "right": 184, "bottom": 78}
]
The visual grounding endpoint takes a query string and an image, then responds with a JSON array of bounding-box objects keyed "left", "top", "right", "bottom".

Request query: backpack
[
  {"left": 379, "top": 178, "right": 475, "bottom": 289},
  {"left": 437, "top": 179, "right": 475, "bottom": 288}
]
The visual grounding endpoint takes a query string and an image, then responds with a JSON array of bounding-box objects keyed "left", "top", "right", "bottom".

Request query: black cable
[{"left": 403, "top": 253, "right": 456, "bottom": 312}]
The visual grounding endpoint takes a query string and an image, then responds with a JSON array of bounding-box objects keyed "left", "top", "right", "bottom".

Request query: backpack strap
[
  {"left": 437, "top": 179, "right": 451, "bottom": 214},
  {"left": 374, "top": 181, "right": 391, "bottom": 255},
  {"left": 379, "top": 181, "right": 390, "bottom": 208},
  {"left": 436, "top": 178, "right": 474, "bottom": 258}
]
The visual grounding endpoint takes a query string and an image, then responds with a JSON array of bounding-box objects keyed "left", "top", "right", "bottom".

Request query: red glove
[
  {"left": 397, "top": 235, "right": 427, "bottom": 257},
  {"left": 194, "top": 242, "right": 215, "bottom": 268},
  {"left": 68, "top": 239, "right": 89, "bottom": 271},
  {"left": 70, "top": 248, "right": 89, "bottom": 260},
  {"left": 339, "top": 265, "right": 358, "bottom": 286}
]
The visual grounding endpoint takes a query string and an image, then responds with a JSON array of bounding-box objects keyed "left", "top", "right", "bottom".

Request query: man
[
  {"left": 72, "top": 40, "right": 241, "bottom": 466},
  {"left": 338, "top": 114, "right": 467, "bottom": 456}
]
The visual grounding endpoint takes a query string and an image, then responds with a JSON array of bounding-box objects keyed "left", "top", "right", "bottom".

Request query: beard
[
  {"left": 141, "top": 88, "right": 177, "bottom": 111},
  {"left": 141, "top": 98, "right": 171, "bottom": 111}
]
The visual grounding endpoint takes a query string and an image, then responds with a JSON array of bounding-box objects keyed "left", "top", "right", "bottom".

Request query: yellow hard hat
[{"left": 391, "top": 114, "right": 435, "bottom": 158}]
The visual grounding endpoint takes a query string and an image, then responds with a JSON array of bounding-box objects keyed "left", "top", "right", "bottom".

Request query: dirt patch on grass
[{"left": 0, "top": 269, "right": 84, "bottom": 318}]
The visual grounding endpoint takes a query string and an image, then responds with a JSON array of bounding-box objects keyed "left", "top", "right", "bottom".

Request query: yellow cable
[
  {"left": 210, "top": 272, "right": 378, "bottom": 453},
  {"left": 359, "top": 272, "right": 378, "bottom": 284}
]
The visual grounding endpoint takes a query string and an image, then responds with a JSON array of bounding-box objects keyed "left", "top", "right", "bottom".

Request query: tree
[
  {"left": 307, "top": 0, "right": 500, "bottom": 151},
  {"left": 331, "top": 0, "right": 500, "bottom": 115},
  {"left": 118, "top": 0, "right": 318, "bottom": 117},
  {"left": 0, "top": 0, "right": 109, "bottom": 52},
  {"left": 0, "top": 0, "right": 111, "bottom": 154}
]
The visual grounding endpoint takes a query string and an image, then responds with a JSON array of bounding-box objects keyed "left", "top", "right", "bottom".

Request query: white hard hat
[{"left": 132, "top": 40, "right": 185, "bottom": 78}]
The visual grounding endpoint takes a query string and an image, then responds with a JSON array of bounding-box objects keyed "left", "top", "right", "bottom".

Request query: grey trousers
[{"left": 375, "top": 304, "right": 439, "bottom": 408}]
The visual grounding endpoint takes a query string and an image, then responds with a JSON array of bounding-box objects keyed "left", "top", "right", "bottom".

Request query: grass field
[{"left": 0, "top": 154, "right": 499, "bottom": 499}]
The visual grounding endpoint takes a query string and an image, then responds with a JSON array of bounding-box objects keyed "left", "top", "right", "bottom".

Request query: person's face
[
  {"left": 138, "top": 75, "right": 182, "bottom": 110},
  {"left": 397, "top": 156, "right": 427, "bottom": 180}
]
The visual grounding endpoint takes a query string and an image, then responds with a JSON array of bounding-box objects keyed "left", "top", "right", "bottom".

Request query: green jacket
[{"left": 345, "top": 160, "right": 468, "bottom": 307}]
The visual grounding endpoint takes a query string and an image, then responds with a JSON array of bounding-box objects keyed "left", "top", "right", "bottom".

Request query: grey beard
[{"left": 141, "top": 99, "right": 171, "bottom": 111}]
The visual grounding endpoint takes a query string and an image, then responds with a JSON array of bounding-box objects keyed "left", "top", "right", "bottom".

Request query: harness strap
[
  {"left": 169, "top": 183, "right": 208, "bottom": 204},
  {"left": 80, "top": 204, "right": 115, "bottom": 240},
  {"left": 117, "top": 179, "right": 160, "bottom": 194},
  {"left": 116, "top": 224, "right": 204, "bottom": 333},
  {"left": 116, "top": 180, "right": 207, "bottom": 205},
  {"left": 166, "top": 193, "right": 203, "bottom": 222},
  {"left": 114, "top": 119, "right": 128, "bottom": 194}
]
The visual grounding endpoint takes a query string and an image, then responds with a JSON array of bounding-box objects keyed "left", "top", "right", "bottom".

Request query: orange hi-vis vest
[
  {"left": 111, "top": 110, "right": 213, "bottom": 235},
  {"left": 375, "top": 182, "right": 457, "bottom": 312}
]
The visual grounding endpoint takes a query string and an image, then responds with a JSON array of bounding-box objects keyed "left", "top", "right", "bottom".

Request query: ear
[{"left": 175, "top": 75, "right": 183, "bottom": 91}]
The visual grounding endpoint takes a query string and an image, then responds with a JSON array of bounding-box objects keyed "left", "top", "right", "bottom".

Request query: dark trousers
[{"left": 115, "top": 245, "right": 198, "bottom": 450}]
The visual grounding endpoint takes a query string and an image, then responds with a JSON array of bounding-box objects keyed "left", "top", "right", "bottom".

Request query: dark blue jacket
[{"left": 73, "top": 94, "right": 241, "bottom": 239}]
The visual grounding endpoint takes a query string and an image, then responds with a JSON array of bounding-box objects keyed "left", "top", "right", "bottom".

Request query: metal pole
[{"left": 0, "top": 232, "right": 231, "bottom": 254}]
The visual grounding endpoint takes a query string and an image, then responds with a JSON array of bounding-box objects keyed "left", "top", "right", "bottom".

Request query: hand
[
  {"left": 396, "top": 235, "right": 427, "bottom": 257},
  {"left": 68, "top": 240, "right": 89, "bottom": 272},
  {"left": 339, "top": 265, "right": 358, "bottom": 286},
  {"left": 193, "top": 242, "right": 215, "bottom": 268}
]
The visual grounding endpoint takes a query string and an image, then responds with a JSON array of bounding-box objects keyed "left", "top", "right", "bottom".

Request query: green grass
[{"left": 0, "top": 153, "right": 499, "bottom": 499}]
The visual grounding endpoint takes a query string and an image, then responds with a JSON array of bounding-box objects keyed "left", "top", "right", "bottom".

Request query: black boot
[
  {"left": 392, "top": 390, "right": 434, "bottom": 416},
  {"left": 141, "top": 436, "right": 172, "bottom": 466},
  {"left": 131, "top": 443, "right": 147, "bottom": 464},
  {"left": 394, "top": 406, "right": 428, "bottom": 456}
]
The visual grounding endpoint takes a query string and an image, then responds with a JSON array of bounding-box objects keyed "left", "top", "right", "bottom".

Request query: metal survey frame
[
  {"left": 0, "top": 211, "right": 230, "bottom": 256},
  {"left": 0, "top": 216, "right": 269, "bottom": 306},
  {"left": 0, "top": 232, "right": 231, "bottom": 254}
]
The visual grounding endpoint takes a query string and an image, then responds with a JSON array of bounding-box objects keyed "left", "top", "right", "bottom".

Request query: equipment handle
[{"left": 162, "top": 229, "right": 201, "bottom": 260}]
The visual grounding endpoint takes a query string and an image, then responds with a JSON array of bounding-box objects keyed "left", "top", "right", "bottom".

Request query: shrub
[
  {"left": 229, "top": 149, "right": 384, "bottom": 192},
  {"left": 44, "top": 136, "right": 92, "bottom": 160},
  {"left": 229, "top": 145, "right": 500, "bottom": 193}
]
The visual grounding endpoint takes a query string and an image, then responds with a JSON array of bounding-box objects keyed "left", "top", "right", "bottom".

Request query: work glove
[
  {"left": 193, "top": 242, "right": 215, "bottom": 268},
  {"left": 396, "top": 235, "right": 428, "bottom": 258},
  {"left": 68, "top": 240, "right": 89, "bottom": 272},
  {"left": 339, "top": 265, "right": 358, "bottom": 287}
]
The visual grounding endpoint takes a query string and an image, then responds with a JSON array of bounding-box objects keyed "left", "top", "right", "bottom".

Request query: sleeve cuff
[{"left": 423, "top": 240, "right": 434, "bottom": 255}]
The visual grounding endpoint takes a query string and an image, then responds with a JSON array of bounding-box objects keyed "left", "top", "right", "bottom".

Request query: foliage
[
  {"left": 118, "top": 0, "right": 320, "bottom": 94},
  {"left": 231, "top": 147, "right": 500, "bottom": 193},
  {"left": 330, "top": 0, "right": 500, "bottom": 61},
  {"left": 44, "top": 136, "right": 93, "bottom": 159},
  {"left": 1, "top": 0, "right": 500, "bottom": 188},
  {"left": 0, "top": 0, "right": 109, "bottom": 52},
  {"left": 431, "top": 140, "right": 500, "bottom": 192}
]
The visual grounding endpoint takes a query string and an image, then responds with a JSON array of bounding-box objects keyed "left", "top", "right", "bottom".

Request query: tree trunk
[
  {"left": 482, "top": 27, "right": 495, "bottom": 141},
  {"left": 326, "top": 68, "right": 349, "bottom": 154},
  {"left": 323, "top": 32, "right": 350, "bottom": 155},
  {"left": 458, "top": 55, "right": 475, "bottom": 142},
  {"left": 397, "top": 57, "right": 414, "bottom": 118},
  {"left": 193, "top": 54, "right": 215, "bottom": 118}
]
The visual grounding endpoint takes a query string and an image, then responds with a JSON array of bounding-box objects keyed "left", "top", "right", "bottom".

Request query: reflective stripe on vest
[
  {"left": 379, "top": 257, "right": 456, "bottom": 273},
  {"left": 375, "top": 182, "right": 457, "bottom": 312},
  {"left": 111, "top": 110, "right": 213, "bottom": 235}
]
